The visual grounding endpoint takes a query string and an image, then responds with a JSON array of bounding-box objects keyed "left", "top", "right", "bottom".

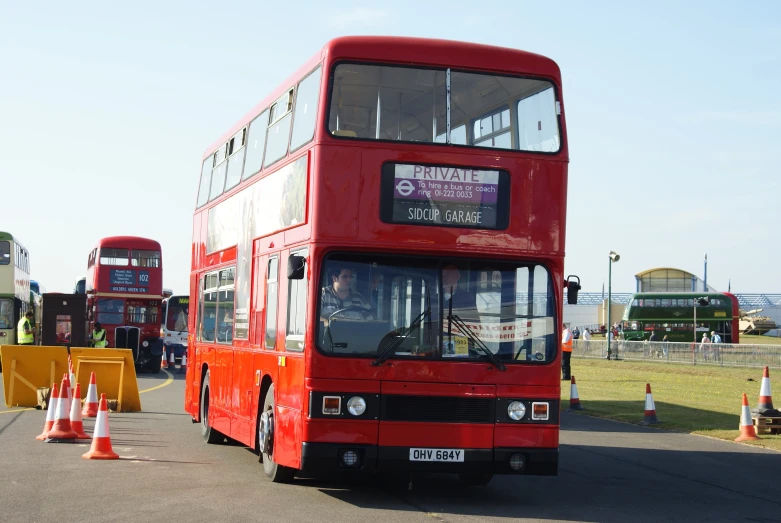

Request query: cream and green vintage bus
[{"left": 0, "top": 232, "right": 32, "bottom": 345}]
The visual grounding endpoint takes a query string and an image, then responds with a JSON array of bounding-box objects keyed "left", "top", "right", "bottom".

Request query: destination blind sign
[
  {"left": 109, "top": 269, "right": 150, "bottom": 294},
  {"left": 381, "top": 163, "right": 509, "bottom": 230}
]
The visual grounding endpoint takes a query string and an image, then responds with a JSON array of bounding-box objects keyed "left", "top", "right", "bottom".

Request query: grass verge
[{"left": 563, "top": 359, "right": 781, "bottom": 451}]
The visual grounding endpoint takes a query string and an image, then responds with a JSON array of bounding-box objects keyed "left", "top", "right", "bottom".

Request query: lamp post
[{"left": 606, "top": 251, "right": 620, "bottom": 360}]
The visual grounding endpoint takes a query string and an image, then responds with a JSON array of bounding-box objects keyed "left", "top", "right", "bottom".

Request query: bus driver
[{"left": 320, "top": 266, "right": 373, "bottom": 322}]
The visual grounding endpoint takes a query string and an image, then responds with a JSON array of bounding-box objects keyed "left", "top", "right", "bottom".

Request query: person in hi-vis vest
[
  {"left": 91, "top": 322, "right": 108, "bottom": 348},
  {"left": 561, "top": 323, "right": 573, "bottom": 380},
  {"left": 17, "top": 310, "right": 35, "bottom": 345}
]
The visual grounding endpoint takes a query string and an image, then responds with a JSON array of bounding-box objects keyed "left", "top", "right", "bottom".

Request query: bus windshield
[
  {"left": 166, "top": 297, "right": 189, "bottom": 332},
  {"left": 317, "top": 254, "right": 556, "bottom": 363},
  {"left": 0, "top": 241, "right": 9, "bottom": 264},
  {"left": 97, "top": 298, "right": 124, "bottom": 325},
  {"left": 329, "top": 64, "right": 560, "bottom": 153}
]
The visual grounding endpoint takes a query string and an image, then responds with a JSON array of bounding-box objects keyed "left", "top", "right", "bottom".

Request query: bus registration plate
[{"left": 409, "top": 448, "right": 464, "bottom": 462}]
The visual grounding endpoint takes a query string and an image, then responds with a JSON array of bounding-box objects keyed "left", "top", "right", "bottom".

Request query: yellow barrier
[
  {"left": 69, "top": 348, "right": 142, "bottom": 412},
  {"left": 0, "top": 345, "right": 70, "bottom": 408}
]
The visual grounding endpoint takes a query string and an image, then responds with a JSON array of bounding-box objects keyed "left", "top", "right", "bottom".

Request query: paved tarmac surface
[{"left": 2, "top": 369, "right": 781, "bottom": 523}]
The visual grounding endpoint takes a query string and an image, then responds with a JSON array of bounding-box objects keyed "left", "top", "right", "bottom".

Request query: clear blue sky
[{"left": 2, "top": 1, "right": 779, "bottom": 295}]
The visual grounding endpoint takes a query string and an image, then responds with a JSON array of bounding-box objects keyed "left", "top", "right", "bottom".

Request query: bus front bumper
[{"left": 300, "top": 442, "right": 558, "bottom": 476}]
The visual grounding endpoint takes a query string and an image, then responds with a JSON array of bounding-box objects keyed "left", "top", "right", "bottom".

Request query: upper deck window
[
  {"left": 328, "top": 63, "right": 560, "bottom": 154},
  {"left": 196, "top": 154, "right": 214, "bottom": 208},
  {"left": 0, "top": 241, "right": 9, "bottom": 265},
  {"left": 131, "top": 250, "right": 161, "bottom": 268},
  {"left": 264, "top": 90, "right": 295, "bottom": 169},
  {"left": 100, "top": 248, "right": 129, "bottom": 266}
]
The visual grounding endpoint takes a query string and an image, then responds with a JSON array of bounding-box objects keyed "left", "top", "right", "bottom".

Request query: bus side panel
[
  {"left": 251, "top": 352, "right": 279, "bottom": 448},
  {"left": 211, "top": 346, "right": 232, "bottom": 436},
  {"left": 194, "top": 342, "right": 216, "bottom": 420},
  {"left": 275, "top": 405, "right": 301, "bottom": 469},
  {"left": 185, "top": 273, "right": 199, "bottom": 416},
  {"left": 274, "top": 251, "right": 304, "bottom": 468},
  {"left": 230, "top": 347, "right": 255, "bottom": 446}
]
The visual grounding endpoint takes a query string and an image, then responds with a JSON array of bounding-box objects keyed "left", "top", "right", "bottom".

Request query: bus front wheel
[
  {"left": 200, "top": 370, "right": 223, "bottom": 444},
  {"left": 259, "top": 384, "right": 295, "bottom": 483}
]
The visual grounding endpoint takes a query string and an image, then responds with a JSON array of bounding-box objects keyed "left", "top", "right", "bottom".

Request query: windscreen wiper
[
  {"left": 447, "top": 314, "right": 507, "bottom": 371},
  {"left": 372, "top": 308, "right": 430, "bottom": 366}
]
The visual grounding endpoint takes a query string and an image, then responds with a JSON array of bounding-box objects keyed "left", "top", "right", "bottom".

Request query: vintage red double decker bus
[
  {"left": 185, "top": 36, "right": 573, "bottom": 485},
  {"left": 86, "top": 236, "right": 165, "bottom": 371}
]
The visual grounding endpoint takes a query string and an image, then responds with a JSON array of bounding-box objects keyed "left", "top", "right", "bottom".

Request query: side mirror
[
  {"left": 287, "top": 254, "right": 306, "bottom": 280},
  {"left": 566, "top": 275, "right": 581, "bottom": 305}
]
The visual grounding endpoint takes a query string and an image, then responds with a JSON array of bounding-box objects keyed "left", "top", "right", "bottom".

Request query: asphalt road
[{"left": 2, "top": 370, "right": 780, "bottom": 523}]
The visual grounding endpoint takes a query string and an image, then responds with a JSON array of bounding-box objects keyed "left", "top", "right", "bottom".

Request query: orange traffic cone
[
  {"left": 736, "top": 393, "right": 761, "bottom": 442},
  {"left": 567, "top": 376, "right": 583, "bottom": 411},
  {"left": 82, "top": 371, "right": 99, "bottom": 418},
  {"left": 82, "top": 393, "right": 119, "bottom": 460},
  {"left": 61, "top": 373, "right": 71, "bottom": 403},
  {"left": 168, "top": 349, "right": 175, "bottom": 370},
  {"left": 36, "top": 383, "right": 59, "bottom": 441},
  {"left": 757, "top": 367, "right": 775, "bottom": 413},
  {"left": 179, "top": 351, "right": 187, "bottom": 374},
  {"left": 641, "top": 383, "right": 660, "bottom": 424},
  {"left": 70, "top": 383, "right": 90, "bottom": 439},
  {"left": 161, "top": 347, "right": 168, "bottom": 370},
  {"left": 69, "top": 370, "right": 76, "bottom": 400},
  {"left": 46, "top": 376, "right": 78, "bottom": 441}
]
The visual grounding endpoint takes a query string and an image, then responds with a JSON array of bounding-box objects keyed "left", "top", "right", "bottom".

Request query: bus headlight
[
  {"left": 346, "top": 396, "right": 366, "bottom": 416},
  {"left": 508, "top": 401, "right": 526, "bottom": 421},
  {"left": 142, "top": 341, "right": 149, "bottom": 347}
]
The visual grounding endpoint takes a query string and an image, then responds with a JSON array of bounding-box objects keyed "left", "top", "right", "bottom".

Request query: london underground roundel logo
[{"left": 396, "top": 180, "right": 415, "bottom": 196}]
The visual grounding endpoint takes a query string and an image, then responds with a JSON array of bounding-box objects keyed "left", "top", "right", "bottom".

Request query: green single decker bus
[{"left": 621, "top": 292, "right": 740, "bottom": 344}]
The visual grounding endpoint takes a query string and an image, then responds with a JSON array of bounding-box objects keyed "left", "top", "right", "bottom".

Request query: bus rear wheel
[
  {"left": 200, "top": 370, "right": 223, "bottom": 444},
  {"left": 259, "top": 384, "right": 295, "bottom": 483}
]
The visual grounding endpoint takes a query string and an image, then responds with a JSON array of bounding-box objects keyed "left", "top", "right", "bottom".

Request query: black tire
[
  {"left": 457, "top": 473, "right": 493, "bottom": 486},
  {"left": 259, "top": 384, "right": 295, "bottom": 483},
  {"left": 200, "top": 370, "right": 223, "bottom": 444},
  {"left": 142, "top": 354, "right": 163, "bottom": 374}
]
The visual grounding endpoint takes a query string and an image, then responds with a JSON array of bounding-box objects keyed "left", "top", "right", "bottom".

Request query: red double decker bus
[
  {"left": 86, "top": 236, "right": 165, "bottom": 371},
  {"left": 185, "top": 36, "right": 573, "bottom": 484}
]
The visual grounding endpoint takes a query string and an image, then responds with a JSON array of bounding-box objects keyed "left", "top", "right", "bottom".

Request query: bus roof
[
  {"left": 203, "top": 36, "right": 563, "bottom": 160},
  {"left": 93, "top": 236, "right": 161, "bottom": 250},
  {"left": 0, "top": 231, "right": 24, "bottom": 245}
]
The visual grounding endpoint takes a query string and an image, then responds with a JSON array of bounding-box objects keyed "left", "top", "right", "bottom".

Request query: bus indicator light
[
  {"left": 322, "top": 396, "right": 341, "bottom": 415},
  {"left": 532, "top": 402, "right": 549, "bottom": 421}
]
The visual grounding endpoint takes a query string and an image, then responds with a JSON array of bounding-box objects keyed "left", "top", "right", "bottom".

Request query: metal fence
[{"left": 571, "top": 339, "right": 781, "bottom": 369}]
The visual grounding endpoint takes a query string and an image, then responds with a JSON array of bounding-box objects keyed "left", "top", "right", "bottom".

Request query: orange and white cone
[
  {"left": 36, "top": 383, "right": 59, "bottom": 441},
  {"left": 179, "top": 351, "right": 187, "bottom": 374},
  {"left": 46, "top": 376, "right": 78, "bottom": 441},
  {"left": 82, "top": 393, "right": 119, "bottom": 460},
  {"left": 567, "top": 376, "right": 583, "bottom": 411},
  {"left": 62, "top": 373, "right": 71, "bottom": 403},
  {"left": 642, "top": 383, "right": 660, "bottom": 424},
  {"left": 168, "top": 349, "right": 175, "bottom": 370},
  {"left": 757, "top": 366, "right": 774, "bottom": 413},
  {"left": 161, "top": 347, "right": 168, "bottom": 369},
  {"left": 70, "top": 383, "right": 90, "bottom": 439},
  {"left": 82, "top": 371, "right": 99, "bottom": 418},
  {"left": 736, "top": 392, "right": 760, "bottom": 442},
  {"left": 69, "top": 370, "right": 76, "bottom": 401}
]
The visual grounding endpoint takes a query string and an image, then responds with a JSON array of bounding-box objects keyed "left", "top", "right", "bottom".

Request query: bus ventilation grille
[{"left": 382, "top": 396, "right": 493, "bottom": 423}]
